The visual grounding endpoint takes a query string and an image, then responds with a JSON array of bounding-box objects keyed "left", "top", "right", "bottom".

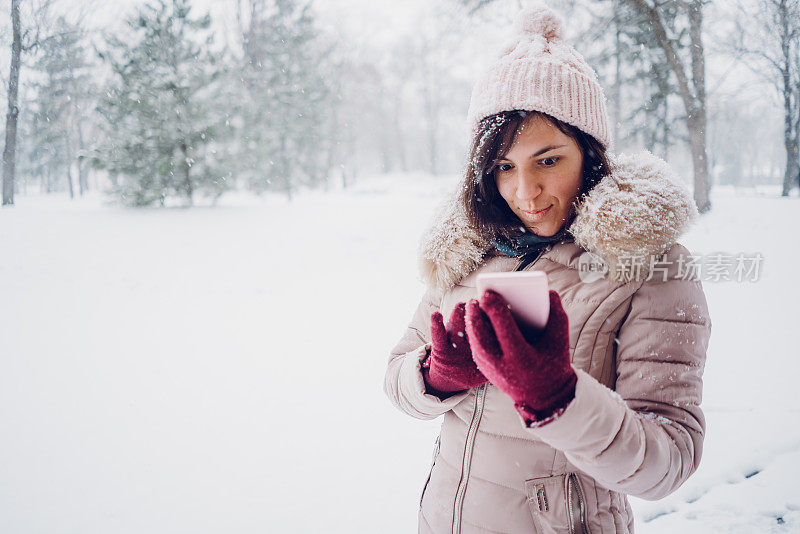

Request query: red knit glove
[
  {"left": 465, "top": 289, "right": 576, "bottom": 427},
  {"left": 421, "top": 302, "right": 488, "bottom": 398}
]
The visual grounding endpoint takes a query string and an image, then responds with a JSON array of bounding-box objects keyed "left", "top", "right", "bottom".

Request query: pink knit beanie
[{"left": 467, "top": 2, "right": 612, "bottom": 150}]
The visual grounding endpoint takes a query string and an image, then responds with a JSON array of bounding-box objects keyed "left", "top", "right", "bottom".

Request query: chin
[
  {"left": 529, "top": 215, "right": 569, "bottom": 237},
  {"left": 525, "top": 225, "right": 556, "bottom": 237}
]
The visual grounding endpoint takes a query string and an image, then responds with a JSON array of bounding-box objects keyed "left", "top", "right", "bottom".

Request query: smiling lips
[{"left": 521, "top": 205, "right": 552, "bottom": 222}]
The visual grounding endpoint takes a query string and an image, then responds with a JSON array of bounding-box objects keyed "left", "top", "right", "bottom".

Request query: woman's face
[{"left": 493, "top": 115, "right": 584, "bottom": 237}]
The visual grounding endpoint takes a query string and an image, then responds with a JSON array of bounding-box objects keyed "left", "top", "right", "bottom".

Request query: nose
[{"left": 514, "top": 171, "right": 543, "bottom": 201}]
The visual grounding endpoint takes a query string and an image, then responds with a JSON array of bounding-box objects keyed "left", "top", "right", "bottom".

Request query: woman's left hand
[{"left": 465, "top": 289, "right": 577, "bottom": 426}]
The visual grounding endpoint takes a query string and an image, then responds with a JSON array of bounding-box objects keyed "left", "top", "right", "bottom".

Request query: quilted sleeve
[
  {"left": 522, "top": 245, "right": 712, "bottom": 500},
  {"left": 383, "top": 285, "right": 470, "bottom": 420}
]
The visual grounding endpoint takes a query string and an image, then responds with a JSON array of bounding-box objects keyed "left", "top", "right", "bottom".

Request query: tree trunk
[
  {"left": 423, "top": 84, "right": 438, "bottom": 175},
  {"left": 687, "top": 111, "right": 710, "bottom": 207},
  {"left": 782, "top": 146, "right": 798, "bottom": 195},
  {"left": 795, "top": 76, "right": 800, "bottom": 193},
  {"left": 629, "top": 0, "right": 711, "bottom": 212},
  {"left": 2, "top": 0, "right": 21, "bottom": 206},
  {"left": 661, "top": 98, "right": 670, "bottom": 160},
  {"left": 420, "top": 38, "right": 439, "bottom": 176},
  {"left": 66, "top": 164, "right": 74, "bottom": 199},
  {"left": 323, "top": 104, "right": 337, "bottom": 193},
  {"left": 391, "top": 98, "right": 408, "bottom": 172},
  {"left": 784, "top": 74, "right": 799, "bottom": 193},
  {"left": 687, "top": 0, "right": 710, "bottom": 212},
  {"left": 795, "top": 57, "right": 800, "bottom": 193},
  {"left": 780, "top": 0, "right": 798, "bottom": 196},
  {"left": 795, "top": 111, "right": 800, "bottom": 194},
  {"left": 65, "top": 138, "right": 74, "bottom": 199},
  {"left": 77, "top": 122, "right": 88, "bottom": 195},
  {"left": 280, "top": 132, "right": 292, "bottom": 202},
  {"left": 180, "top": 142, "right": 193, "bottom": 206},
  {"left": 686, "top": 114, "right": 711, "bottom": 212},
  {"left": 78, "top": 161, "right": 87, "bottom": 196}
]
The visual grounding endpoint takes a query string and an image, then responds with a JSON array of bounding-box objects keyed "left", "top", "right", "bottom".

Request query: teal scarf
[{"left": 491, "top": 217, "right": 574, "bottom": 271}]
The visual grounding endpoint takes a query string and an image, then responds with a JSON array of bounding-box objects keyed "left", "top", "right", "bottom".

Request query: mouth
[{"left": 520, "top": 205, "right": 552, "bottom": 222}]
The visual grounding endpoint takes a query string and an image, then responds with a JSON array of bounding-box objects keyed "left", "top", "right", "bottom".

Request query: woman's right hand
[{"left": 421, "top": 302, "right": 488, "bottom": 396}]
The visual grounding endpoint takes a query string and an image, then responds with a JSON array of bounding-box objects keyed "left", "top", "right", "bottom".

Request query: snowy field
[{"left": 1, "top": 176, "right": 799, "bottom": 533}]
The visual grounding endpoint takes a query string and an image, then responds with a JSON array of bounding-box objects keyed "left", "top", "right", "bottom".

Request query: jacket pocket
[
  {"left": 524, "top": 473, "right": 592, "bottom": 534},
  {"left": 419, "top": 434, "right": 441, "bottom": 509}
]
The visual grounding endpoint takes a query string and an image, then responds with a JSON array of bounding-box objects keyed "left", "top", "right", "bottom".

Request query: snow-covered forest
[
  {"left": 0, "top": 0, "right": 799, "bottom": 533},
  {"left": 0, "top": 0, "right": 796, "bottom": 206}
]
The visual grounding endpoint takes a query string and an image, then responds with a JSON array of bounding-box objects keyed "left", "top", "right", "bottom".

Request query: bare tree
[
  {"left": 624, "top": 0, "right": 712, "bottom": 213},
  {"left": 2, "top": 0, "right": 51, "bottom": 207},
  {"left": 578, "top": 0, "right": 682, "bottom": 157},
  {"left": 728, "top": 0, "right": 800, "bottom": 196},
  {"left": 233, "top": 0, "right": 332, "bottom": 200},
  {"left": 416, "top": 29, "right": 444, "bottom": 176},
  {"left": 2, "top": 0, "right": 21, "bottom": 206}
]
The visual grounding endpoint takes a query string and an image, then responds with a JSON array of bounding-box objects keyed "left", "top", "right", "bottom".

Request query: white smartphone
[{"left": 475, "top": 271, "right": 550, "bottom": 329}]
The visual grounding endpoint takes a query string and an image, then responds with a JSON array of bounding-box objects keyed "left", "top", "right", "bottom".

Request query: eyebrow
[{"left": 499, "top": 144, "right": 566, "bottom": 161}]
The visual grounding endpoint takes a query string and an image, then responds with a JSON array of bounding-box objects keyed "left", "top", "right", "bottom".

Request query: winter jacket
[{"left": 384, "top": 151, "right": 712, "bottom": 534}]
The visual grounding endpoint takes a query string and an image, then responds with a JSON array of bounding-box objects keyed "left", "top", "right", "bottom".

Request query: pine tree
[
  {"left": 21, "top": 17, "right": 93, "bottom": 198},
  {"left": 590, "top": 1, "right": 683, "bottom": 157},
  {"left": 97, "top": 0, "right": 229, "bottom": 206},
  {"left": 234, "top": 0, "right": 332, "bottom": 200}
]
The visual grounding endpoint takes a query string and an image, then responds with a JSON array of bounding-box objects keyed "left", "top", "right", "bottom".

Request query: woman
[{"left": 384, "top": 4, "right": 711, "bottom": 534}]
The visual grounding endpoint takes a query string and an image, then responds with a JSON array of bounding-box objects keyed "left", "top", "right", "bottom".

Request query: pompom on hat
[{"left": 467, "top": 1, "right": 613, "bottom": 150}]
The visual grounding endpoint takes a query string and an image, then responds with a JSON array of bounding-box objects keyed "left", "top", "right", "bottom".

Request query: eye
[
  {"left": 496, "top": 163, "right": 514, "bottom": 173},
  {"left": 540, "top": 156, "right": 559, "bottom": 167}
]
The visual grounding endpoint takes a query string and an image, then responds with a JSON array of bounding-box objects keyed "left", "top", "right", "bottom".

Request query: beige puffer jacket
[{"left": 384, "top": 151, "right": 712, "bottom": 534}]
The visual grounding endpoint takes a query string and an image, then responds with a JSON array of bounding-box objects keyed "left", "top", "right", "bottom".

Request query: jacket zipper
[
  {"left": 449, "top": 246, "right": 551, "bottom": 533},
  {"left": 419, "top": 434, "right": 441, "bottom": 509},
  {"left": 522, "top": 244, "right": 589, "bottom": 533},
  {"left": 566, "top": 472, "right": 591, "bottom": 534},
  {"left": 451, "top": 383, "right": 487, "bottom": 534}
]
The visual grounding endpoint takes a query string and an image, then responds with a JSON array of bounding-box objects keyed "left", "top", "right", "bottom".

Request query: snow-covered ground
[{"left": 0, "top": 177, "right": 798, "bottom": 533}]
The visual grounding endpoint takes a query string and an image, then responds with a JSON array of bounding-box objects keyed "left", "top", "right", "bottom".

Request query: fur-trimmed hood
[{"left": 418, "top": 150, "right": 699, "bottom": 291}]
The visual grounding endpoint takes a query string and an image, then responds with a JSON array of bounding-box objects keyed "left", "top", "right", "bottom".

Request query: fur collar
[{"left": 418, "top": 150, "right": 699, "bottom": 291}]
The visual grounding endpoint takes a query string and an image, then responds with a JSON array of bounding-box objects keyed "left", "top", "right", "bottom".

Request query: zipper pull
[{"left": 532, "top": 483, "right": 548, "bottom": 512}]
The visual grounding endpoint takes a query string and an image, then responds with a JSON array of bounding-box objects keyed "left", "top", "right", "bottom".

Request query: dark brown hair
[{"left": 458, "top": 110, "right": 610, "bottom": 244}]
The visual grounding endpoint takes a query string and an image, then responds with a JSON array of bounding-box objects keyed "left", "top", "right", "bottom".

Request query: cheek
[
  {"left": 495, "top": 176, "right": 515, "bottom": 202},
  {"left": 552, "top": 171, "right": 582, "bottom": 202}
]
